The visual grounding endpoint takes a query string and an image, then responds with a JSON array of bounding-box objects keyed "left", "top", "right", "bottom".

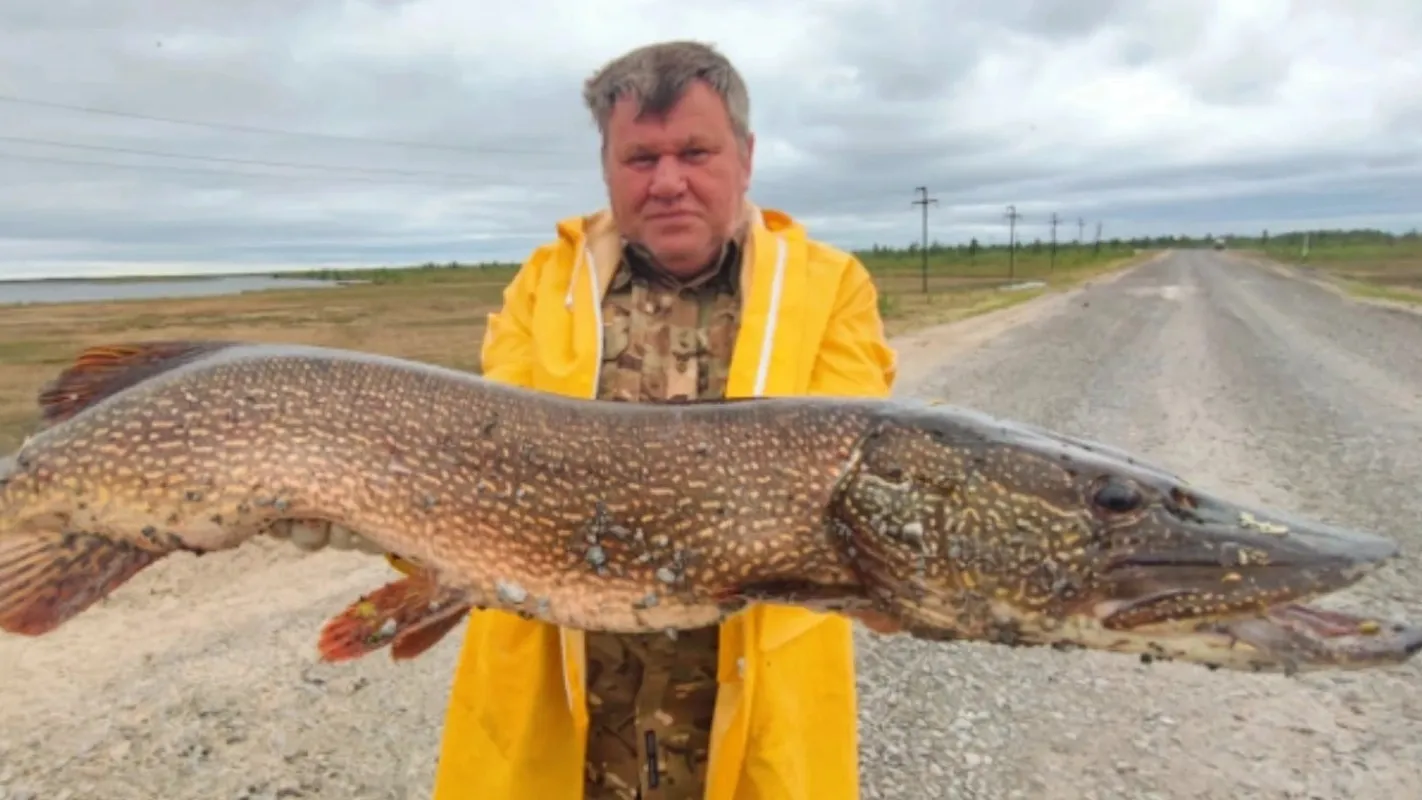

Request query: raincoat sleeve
[
  {"left": 478, "top": 248, "right": 550, "bottom": 388},
  {"left": 807, "top": 255, "right": 898, "bottom": 398}
]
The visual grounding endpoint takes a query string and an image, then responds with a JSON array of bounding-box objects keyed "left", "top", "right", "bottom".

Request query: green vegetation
[
  {"left": 0, "top": 243, "right": 1156, "bottom": 451},
  {"left": 858, "top": 237, "right": 1140, "bottom": 281},
  {"left": 853, "top": 241, "right": 1146, "bottom": 335},
  {"left": 270, "top": 238, "right": 1142, "bottom": 290},
  {"left": 1229, "top": 228, "right": 1422, "bottom": 306},
  {"left": 277, "top": 261, "right": 520, "bottom": 285}
]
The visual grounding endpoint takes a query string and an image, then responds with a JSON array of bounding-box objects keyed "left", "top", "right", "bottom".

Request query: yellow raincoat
[{"left": 427, "top": 201, "right": 898, "bottom": 800}]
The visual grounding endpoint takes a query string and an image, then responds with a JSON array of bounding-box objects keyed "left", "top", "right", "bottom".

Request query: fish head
[{"left": 833, "top": 402, "right": 1422, "bottom": 673}]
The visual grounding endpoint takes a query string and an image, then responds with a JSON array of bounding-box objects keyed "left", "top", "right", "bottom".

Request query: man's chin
[
  {"left": 640, "top": 233, "right": 719, "bottom": 273},
  {"left": 644, "top": 214, "right": 704, "bottom": 238}
]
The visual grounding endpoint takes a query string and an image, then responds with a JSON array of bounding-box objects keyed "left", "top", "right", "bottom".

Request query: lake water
[{"left": 0, "top": 275, "right": 341, "bottom": 306}]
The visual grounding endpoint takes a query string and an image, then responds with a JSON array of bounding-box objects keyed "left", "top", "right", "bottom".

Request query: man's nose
[{"left": 648, "top": 156, "right": 687, "bottom": 196}]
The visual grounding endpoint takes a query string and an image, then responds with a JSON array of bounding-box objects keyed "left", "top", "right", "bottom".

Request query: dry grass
[
  {"left": 1239, "top": 239, "right": 1422, "bottom": 306},
  {"left": 0, "top": 253, "right": 1147, "bottom": 452},
  {"left": 872, "top": 252, "right": 1149, "bottom": 336}
]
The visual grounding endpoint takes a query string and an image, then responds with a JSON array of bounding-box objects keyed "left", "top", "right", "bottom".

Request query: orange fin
[
  {"left": 317, "top": 572, "right": 469, "bottom": 663},
  {"left": 37, "top": 340, "right": 240, "bottom": 427},
  {"left": 389, "top": 601, "right": 471, "bottom": 660},
  {"left": 0, "top": 531, "right": 160, "bottom": 636},
  {"left": 385, "top": 552, "right": 422, "bottom": 577}
]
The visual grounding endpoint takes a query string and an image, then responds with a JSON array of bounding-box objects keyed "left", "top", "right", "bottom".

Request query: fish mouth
[
  {"left": 1075, "top": 599, "right": 1422, "bottom": 674},
  {"left": 1078, "top": 500, "right": 1418, "bottom": 673}
]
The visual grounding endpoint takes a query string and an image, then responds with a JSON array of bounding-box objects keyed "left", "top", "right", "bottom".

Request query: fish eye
[{"left": 1091, "top": 476, "right": 1144, "bottom": 514}]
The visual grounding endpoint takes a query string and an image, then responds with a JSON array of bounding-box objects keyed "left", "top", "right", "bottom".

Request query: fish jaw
[
  {"left": 892, "top": 595, "right": 1422, "bottom": 675},
  {"left": 829, "top": 401, "right": 1421, "bottom": 673}
]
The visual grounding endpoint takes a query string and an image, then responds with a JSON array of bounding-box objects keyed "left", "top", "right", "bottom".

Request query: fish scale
[{"left": 1, "top": 339, "right": 1421, "bottom": 677}]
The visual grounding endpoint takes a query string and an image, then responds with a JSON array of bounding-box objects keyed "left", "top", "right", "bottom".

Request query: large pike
[{"left": 1, "top": 340, "right": 1419, "bottom": 675}]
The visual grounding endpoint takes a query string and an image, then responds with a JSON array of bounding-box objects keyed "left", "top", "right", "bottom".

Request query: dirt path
[{"left": 4, "top": 250, "right": 1420, "bottom": 800}]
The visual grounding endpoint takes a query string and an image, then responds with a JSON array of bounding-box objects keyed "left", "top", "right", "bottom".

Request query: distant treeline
[
  {"left": 278, "top": 260, "right": 521, "bottom": 284},
  {"left": 1237, "top": 227, "right": 1419, "bottom": 245},
  {"left": 276, "top": 227, "right": 1419, "bottom": 281},
  {"left": 1239, "top": 227, "right": 1422, "bottom": 263},
  {"left": 863, "top": 226, "right": 1419, "bottom": 255},
  {"left": 1229, "top": 227, "right": 1420, "bottom": 254}
]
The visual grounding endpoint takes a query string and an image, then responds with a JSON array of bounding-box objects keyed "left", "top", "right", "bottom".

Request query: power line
[
  {"left": 0, "top": 92, "right": 584, "bottom": 156},
  {"left": 0, "top": 134, "right": 553, "bottom": 181},
  {"left": 0, "top": 149, "right": 937, "bottom": 211},
  {"left": 0, "top": 126, "right": 1106, "bottom": 250},
  {"left": 1004, "top": 204, "right": 1021, "bottom": 278},
  {"left": 911, "top": 186, "right": 938, "bottom": 294},
  {"left": 0, "top": 149, "right": 921, "bottom": 206},
  {"left": 0, "top": 150, "right": 540, "bottom": 187}
]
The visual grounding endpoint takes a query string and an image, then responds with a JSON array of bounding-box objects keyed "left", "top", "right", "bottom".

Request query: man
[{"left": 424, "top": 40, "right": 898, "bottom": 800}]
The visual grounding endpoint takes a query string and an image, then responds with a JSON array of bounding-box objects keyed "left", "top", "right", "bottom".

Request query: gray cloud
[{"left": 0, "top": 0, "right": 1418, "bottom": 279}]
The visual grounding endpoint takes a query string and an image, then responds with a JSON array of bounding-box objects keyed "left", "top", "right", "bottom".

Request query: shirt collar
[{"left": 620, "top": 221, "right": 748, "bottom": 292}]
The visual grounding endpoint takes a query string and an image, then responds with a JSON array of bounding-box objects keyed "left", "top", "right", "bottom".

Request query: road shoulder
[
  {"left": 892, "top": 251, "right": 1163, "bottom": 392},
  {"left": 1228, "top": 251, "right": 1422, "bottom": 318}
]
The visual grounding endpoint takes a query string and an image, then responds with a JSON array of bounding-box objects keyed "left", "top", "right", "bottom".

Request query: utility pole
[
  {"left": 912, "top": 186, "right": 938, "bottom": 293},
  {"left": 1093, "top": 221, "right": 1103, "bottom": 254},
  {"left": 1077, "top": 217, "right": 1085, "bottom": 245},
  {"left": 1004, "top": 204, "right": 1021, "bottom": 278},
  {"left": 1049, "top": 213, "right": 1061, "bottom": 273}
]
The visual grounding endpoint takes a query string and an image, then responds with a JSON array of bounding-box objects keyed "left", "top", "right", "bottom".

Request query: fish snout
[{"left": 1094, "top": 494, "right": 1401, "bottom": 630}]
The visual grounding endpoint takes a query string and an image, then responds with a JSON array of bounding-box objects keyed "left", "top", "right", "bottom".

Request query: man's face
[{"left": 601, "top": 81, "right": 754, "bottom": 278}]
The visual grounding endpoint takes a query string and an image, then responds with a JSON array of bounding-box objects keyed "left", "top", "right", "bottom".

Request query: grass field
[
  {"left": 0, "top": 243, "right": 1148, "bottom": 453},
  {"left": 1235, "top": 230, "right": 1422, "bottom": 305}
]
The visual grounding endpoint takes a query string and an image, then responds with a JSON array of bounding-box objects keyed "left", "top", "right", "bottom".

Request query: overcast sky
[{"left": 1, "top": 0, "right": 1419, "bottom": 280}]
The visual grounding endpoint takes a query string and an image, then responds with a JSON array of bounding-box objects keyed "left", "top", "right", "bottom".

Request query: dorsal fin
[{"left": 36, "top": 340, "right": 241, "bottom": 427}]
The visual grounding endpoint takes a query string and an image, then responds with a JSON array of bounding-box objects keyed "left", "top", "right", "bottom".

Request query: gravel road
[
  {"left": 862, "top": 249, "right": 1422, "bottom": 799},
  {"left": 2, "top": 250, "right": 1420, "bottom": 800}
]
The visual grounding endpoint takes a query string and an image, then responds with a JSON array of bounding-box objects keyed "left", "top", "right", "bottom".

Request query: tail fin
[
  {"left": 37, "top": 340, "right": 240, "bottom": 427},
  {"left": 0, "top": 531, "right": 161, "bottom": 635}
]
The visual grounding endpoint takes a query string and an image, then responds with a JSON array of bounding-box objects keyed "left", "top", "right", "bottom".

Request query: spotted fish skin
[
  {"left": 2, "top": 340, "right": 1420, "bottom": 675},
  {"left": 0, "top": 341, "right": 870, "bottom": 636}
]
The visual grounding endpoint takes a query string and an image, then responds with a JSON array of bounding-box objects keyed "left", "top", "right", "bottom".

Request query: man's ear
[{"left": 740, "top": 131, "right": 756, "bottom": 187}]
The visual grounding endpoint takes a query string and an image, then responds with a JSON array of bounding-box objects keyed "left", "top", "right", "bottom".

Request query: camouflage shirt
[{"left": 583, "top": 235, "right": 744, "bottom": 800}]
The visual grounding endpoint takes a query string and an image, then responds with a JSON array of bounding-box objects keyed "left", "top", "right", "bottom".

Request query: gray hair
[{"left": 582, "top": 40, "right": 751, "bottom": 146}]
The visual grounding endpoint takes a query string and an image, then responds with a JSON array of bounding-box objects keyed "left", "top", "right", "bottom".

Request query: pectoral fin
[
  {"left": 0, "top": 531, "right": 160, "bottom": 635},
  {"left": 317, "top": 570, "right": 469, "bottom": 663}
]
